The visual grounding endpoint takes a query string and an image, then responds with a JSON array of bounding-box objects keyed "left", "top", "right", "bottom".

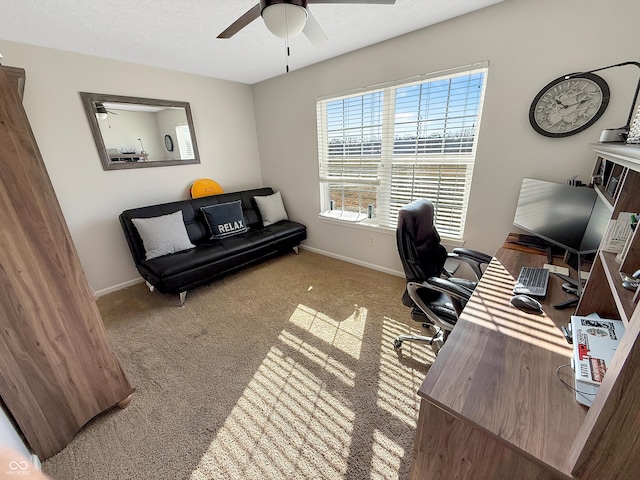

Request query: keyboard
[{"left": 513, "top": 267, "right": 550, "bottom": 297}]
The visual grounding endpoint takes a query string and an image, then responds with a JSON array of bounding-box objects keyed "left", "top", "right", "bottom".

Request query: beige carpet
[{"left": 43, "top": 250, "right": 434, "bottom": 480}]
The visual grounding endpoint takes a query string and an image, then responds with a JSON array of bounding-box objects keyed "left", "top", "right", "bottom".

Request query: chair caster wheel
[
  {"left": 393, "top": 339, "right": 403, "bottom": 350},
  {"left": 431, "top": 338, "right": 444, "bottom": 354}
]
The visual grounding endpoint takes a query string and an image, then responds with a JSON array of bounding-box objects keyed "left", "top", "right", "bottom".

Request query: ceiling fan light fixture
[
  {"left": 95, "top": 102, "right": 108, "bottom": 120},
  {"left": 262, "top": 4, "right": 308, "bottom": 38}
]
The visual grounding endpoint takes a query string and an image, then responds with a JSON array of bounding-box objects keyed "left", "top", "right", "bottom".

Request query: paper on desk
[
  {"left": 543, "top": 264, "right": 569, "bottom": 275},
  {"left": 601, "top": 212, "right": 634, "bottom": 254}
]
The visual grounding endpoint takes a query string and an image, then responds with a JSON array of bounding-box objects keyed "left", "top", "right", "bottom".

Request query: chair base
[{"left": 393, "top": 327, "right": 445, "bottom": 355}]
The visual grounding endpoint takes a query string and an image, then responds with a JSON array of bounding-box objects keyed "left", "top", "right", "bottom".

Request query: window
[
  {"left": 316, "top": 62, "right": 488, "bottom": 240},
  {"left": 175, "top": 123, "right": 194, "bottom": 159}
]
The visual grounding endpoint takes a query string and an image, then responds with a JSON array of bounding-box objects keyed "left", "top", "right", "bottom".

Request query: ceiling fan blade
[
  {"left": 217, "top": 3, "right": 261, "bottom": 39},
  {"left": 307, "top": 1, "right": 396, "bottom": 4},
  {"left": 303, "top": 11, "right": 328, "bottom": 47}
]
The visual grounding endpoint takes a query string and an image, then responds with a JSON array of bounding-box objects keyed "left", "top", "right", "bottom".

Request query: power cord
[{"left": 556, "top": 364, "right": 597, "bottom": 397}]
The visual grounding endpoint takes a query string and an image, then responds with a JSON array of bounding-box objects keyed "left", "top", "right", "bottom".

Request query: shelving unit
[
  {"left": 576, "top": 143, "right": 640, "bottom": 325},
  {"left": 568, "top": 143, "right": 640, "bottom": 479}
]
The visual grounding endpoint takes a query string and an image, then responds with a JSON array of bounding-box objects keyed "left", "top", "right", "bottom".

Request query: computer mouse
[{"left": 510, "top": 294, "right": 543, "bottom": 314}]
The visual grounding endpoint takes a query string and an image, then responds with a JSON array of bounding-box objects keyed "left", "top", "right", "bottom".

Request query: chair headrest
[
  {"left": 396, "top": 199, "right": 446, "bottom": 282},
  {"left": 397, "top": 199, "right": 440, "bottom": 246}
]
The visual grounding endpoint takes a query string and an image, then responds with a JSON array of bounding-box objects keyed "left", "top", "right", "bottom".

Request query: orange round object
[{"left": 190, "top": 179, "right": 224, "bottom": 198}]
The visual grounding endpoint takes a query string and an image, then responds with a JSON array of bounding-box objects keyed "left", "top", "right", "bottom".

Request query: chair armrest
[
  {"left": 425, "top": 277, "right": 474, "bottom": 301},
  {"left": 448, "top": 277, "right": 477, "bottom": 292},
  {"left": 450, "top": 248, "right": 493, "bottom": 280},
  {"left": 452, "top": 248, "right": 493, "bottom": 264}
]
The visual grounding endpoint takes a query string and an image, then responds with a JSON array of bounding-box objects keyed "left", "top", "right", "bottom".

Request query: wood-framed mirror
[{"left": 80, "top": 92, "right": 200, "bottom": 171}]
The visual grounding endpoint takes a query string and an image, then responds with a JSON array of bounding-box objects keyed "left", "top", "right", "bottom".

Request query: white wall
[
  {"left": 156, "top": 108, "right": 190, "bottom": 161},
  {"left": 0, "top": 40, "right": 262, "bottom": 294},
  {"left": 100, "top": 109, "right": 164, "bottom": 159},
  {"left": 252, "top": 0, "right": 640, "bottom": 275},
  {"left": 1, "top": 0, "right": 639, "bottom": 293}
]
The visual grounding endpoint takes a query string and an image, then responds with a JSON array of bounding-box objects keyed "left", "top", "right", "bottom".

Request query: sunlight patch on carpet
[
  {"left": 279, "top": 330, "right": 356, "bottom": 388},
  {"left": 190, "top": 304, "right": 370, "bottom": 479},
  {"left": 191, "top": 348, "right": 352, "bottom": 479},
  {"left": 289, "top": 303, "right": 366, "bottom": 359},
  {"left": 371, "top": 429, "right": 404, "bottom": 479},
  {"left": 377, "top": 317, "right": 434, "bottom": 425}
]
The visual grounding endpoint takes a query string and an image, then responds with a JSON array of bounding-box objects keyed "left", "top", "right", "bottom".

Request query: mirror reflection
[{"left": 80, "top": 92, "right": 200, "bottom": 170}]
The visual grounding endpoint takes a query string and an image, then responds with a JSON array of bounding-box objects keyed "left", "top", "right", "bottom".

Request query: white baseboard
[
  {"left": 93, "top": 247, "right": 404, "bottom": 297},
  {"left": 93, "top": 277, "right": 144, "bottom": 297},
  {"left": 301, "top": 246, "right": 404, "bottom": 278}
]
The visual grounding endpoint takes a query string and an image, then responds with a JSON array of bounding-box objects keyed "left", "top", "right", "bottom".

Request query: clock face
[
  {"left": 529, "top": 73, "right": 610, "bottom": 138},
  {"left": 164, "top": 134, "right": 174, "bottom": 151}
]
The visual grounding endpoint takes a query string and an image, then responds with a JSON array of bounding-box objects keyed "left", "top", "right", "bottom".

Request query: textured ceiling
[{"left": 0, "top": 0, "right": 503, "bottom": 84}]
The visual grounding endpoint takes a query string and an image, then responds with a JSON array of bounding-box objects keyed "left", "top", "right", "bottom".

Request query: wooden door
[{"left": 0, "top": 65, "right": 134, "bottom": 459}]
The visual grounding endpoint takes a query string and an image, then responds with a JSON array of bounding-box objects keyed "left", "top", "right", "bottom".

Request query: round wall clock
[
  {"left": 529, "top": 72, "right": 610, "bottom": 138},
  {"left": 164, "top": 134, "right": 174, "bottom": 151}
]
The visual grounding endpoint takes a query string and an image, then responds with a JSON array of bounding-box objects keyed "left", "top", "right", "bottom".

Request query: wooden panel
[
  {"left": 569, "top": 307, "right": 640, "bottom": 480},
  {"left": 612, "top": 168, "right": 640, "bottom": 218},
  {"left": 575, "top": 254, "right": 624, "bottom": 321},
  {"left": 596, "top": 149, "right": 640, "bottom": 277},
  {"left": 601, "top": 252, "right": 637, "bottom": 324},
  {"left": 620, "top": 227, "right": 640, "bottom": 277},
  {"left": 0, "top": 66, "right": 134, "bottom": 459},
  {"left": 614, "top": 169, "right": 640, "bottom": 274},
  {"left": 410, "top": 400, "right": 568, "bottom": 480},
  {"left": 0, "top": 65, "right": 25, "bottom": 99},
  {"left": 418, "top": 250, "right": 585, "bottom": 476}
]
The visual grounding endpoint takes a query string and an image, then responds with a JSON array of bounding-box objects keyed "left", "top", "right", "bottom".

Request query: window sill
[
  {"left": 317, "top": 214, "right": 395, "bottom": 235},
  {"left": 316, "top": 213, "right": 465, "bottom": 247}
]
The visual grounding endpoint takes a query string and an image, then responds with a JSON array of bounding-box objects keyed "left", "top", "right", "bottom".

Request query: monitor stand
[
  {"left": 554, "top": 298, "right": 579, "bottom": 309},
  {"left": 552, "top": 253, "right": 584, "bottom": 310},
  {"left": 508, "top": 234, "right": 554, "bottom": 263}
]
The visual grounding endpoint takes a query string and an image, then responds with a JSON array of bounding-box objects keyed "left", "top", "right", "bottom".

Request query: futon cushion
[
  {"left": 254, "top": 191, "right": 288, "bottom": 226},
  {"left": 200, "top": 200, "right": 248, "bottom": 239},
  {"left": 131, "top": 210, "right": 195, "bottom": 260}
]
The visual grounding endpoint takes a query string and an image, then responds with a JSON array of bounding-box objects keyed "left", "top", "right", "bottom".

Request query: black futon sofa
[{"left": 119, "top": 187, "right": 306, "bottom": 304}]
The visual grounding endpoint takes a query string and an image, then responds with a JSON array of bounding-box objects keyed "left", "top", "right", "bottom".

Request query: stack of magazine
[
  {"left": 601, "top": 211, "right": 636, "bottom": 260},
  {"left": 570, "top": 313, "right": 625, "bottom": 407}
]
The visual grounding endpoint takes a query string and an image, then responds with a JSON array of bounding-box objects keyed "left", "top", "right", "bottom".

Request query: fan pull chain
[
  {"left": 285, "top": 7, "right": 290, "bottom": 73},
  {"left": 285, "top": 41, "right": 290, "bottom": 73}
]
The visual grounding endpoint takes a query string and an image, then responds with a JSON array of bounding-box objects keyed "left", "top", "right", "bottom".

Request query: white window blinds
[
  {"left": 316, "top": 62, "right": 488, "bottom": 239},
  {"left": 175, "top": 123, "right": 194, "bottom": 159}
]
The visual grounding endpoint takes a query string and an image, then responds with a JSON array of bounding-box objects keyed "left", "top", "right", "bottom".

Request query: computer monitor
[
  {"left": 513, "top": 178, "right": 611, "bottom": 304},
  {"left": 513, "top": 178, "right": 610, "bottom": 255}
]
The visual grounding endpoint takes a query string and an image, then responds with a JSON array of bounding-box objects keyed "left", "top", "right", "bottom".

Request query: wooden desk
[
  {"left": 407, "top": 144, "right": 640, "bottom": 478},
  {"left": 410, "top": 242, "right": 588, "bottom": 479},
  {"left": 409, "top": 145, "right": 640, "bottom": 479}
]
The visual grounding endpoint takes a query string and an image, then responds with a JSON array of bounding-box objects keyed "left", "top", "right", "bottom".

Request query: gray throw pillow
[
  {"left": 254, "top": 191, "right": 288, "bottom": 226},
  {"left": 200, "top": 200, "right": 249, "bottom": 239},
  {"left": 131, "top": 210, "right": 195, "bottom": 260}
]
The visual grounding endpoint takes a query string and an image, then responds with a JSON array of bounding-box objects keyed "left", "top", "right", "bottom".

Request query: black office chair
[{"left": 394, "top": 199, "right": 492, "bottom": 353}]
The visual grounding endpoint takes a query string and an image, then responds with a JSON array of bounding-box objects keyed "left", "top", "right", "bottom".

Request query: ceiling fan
[
  {"left": 94, "top": 102, "right": 119, "bottom": 120},
  {"left": 217, "top": 0, "right": 397, "bottom": 47}
]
